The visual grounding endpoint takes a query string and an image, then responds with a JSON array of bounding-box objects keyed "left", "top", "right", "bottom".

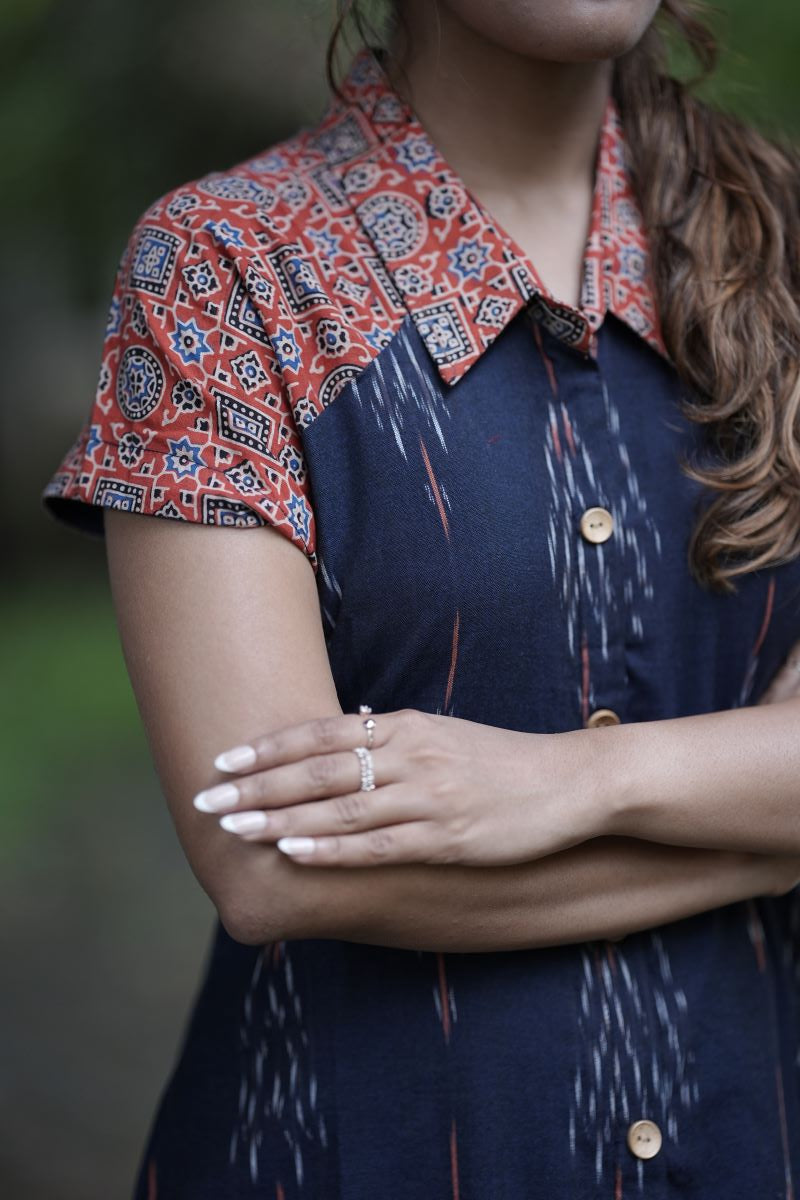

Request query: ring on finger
[
  {"left": 352, "top": 744, "right": 376, "bottom": 791},
  {"left": 358, "top": 703, "right": 376, "bottom": 748}
]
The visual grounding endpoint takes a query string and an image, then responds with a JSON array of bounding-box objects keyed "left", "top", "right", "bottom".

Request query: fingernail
[
  {"left": 220, "top": 811, "right": 269, "bottom": 834},
  {"left": 277, "top": 837, "right": 316, "bottom": 856},
  {"left": 193, "top": 783, "right": 240, "bottom": 813},
  {"left": 214, "top": 744, "right": 257, "bottom": 772}
]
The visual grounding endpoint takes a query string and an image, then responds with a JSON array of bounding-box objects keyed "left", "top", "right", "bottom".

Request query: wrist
[
  {"left": 570, "top": 719, "right": 647, "bottom": 840},
  {"left": 532, "top": 726, "right": 622, "bottom": 843}
]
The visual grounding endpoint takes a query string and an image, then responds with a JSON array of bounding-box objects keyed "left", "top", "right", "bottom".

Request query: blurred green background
[{"left": 2, "top": 2, "right": 798, "bottom": 1196}]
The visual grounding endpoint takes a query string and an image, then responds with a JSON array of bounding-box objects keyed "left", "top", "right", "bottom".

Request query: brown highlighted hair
[{"left": 327, "top": 0, "right": 800, "bottom": 592}]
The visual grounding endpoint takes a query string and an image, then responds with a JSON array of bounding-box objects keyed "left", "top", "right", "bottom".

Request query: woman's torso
[
  {"left": 136, "top": 299, "right": 800, "bottom": 1199},
  {"left": 41, "top": 47, "right": 800, "bottom": 1200}
]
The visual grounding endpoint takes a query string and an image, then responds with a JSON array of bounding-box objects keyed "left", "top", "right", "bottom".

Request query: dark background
[{"left": 2, "top": 2, "right": 798, "bottom": 1196}]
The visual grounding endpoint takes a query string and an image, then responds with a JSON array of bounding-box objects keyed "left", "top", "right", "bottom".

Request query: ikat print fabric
[{"left": 41, "top": 47, "right": 800, "bottom": 1200}]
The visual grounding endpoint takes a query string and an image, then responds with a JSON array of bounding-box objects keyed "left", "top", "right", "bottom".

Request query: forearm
[
  {"left": 601, "top": 696, "right": 800, "bottom": 854},
  {"left": 229, "top": 835, "right": 791, "bottom": 953}
]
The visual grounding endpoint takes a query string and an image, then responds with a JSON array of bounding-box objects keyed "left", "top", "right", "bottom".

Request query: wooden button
[
  {"left": 586, "top": 708, "right": 620, "bottom": 728},
  {"left": 579, "top": 506, "right": 614, "bottom": 544},
  {"left": 626, "top": 1118, "right": 662, "bottom": 1160}
]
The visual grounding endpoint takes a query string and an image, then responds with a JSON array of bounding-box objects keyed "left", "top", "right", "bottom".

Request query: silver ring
[
  {"left": 352, "top": 745, "right": 376, "bottom": 791},
  {"left": 358, "top": 703, "right": 376, "bottom": 748}
]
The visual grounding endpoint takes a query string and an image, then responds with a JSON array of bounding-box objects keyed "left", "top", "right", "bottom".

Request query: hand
[
  {"left": 191, "top": 708, "right": 606, "bottom": 868},
  {"left": 757, "top": 637, "right": 800, "bottom": 706}
]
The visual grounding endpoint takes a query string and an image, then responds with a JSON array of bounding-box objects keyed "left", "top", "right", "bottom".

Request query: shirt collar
[{"left": 316, "top": 48, "right": 669, "bottom": 386}]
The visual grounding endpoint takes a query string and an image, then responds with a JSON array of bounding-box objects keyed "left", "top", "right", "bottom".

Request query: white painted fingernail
[
  {"left": 219, "top": 811, "right": 269, "bottom": 834},
  {"left": 277, "top": 837, "right": 316, "bottom": 856},
  {"left": 214, "top": 744, "right": 257, "bottom": 772},
  {"left": 193, "top": 783, "right": 240, "bottom": 813}
]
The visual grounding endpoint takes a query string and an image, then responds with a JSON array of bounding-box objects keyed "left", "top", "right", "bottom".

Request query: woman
[{"left": 42, "top": 0, "right": 800, "bottom": 1195}]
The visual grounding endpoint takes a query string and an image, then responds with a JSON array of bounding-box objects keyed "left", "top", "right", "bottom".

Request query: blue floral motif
[
  {"left": 225, "top": 461, "right": 262, "bottom": 495},
  {"left": 308, "top": 228, "right": 341, "bottom": 261},
  {"left": 355, "top": 193, "right": 425, "bottom": 261},
  {"left": 170, "top": 318, "right": 211, "bottom": 365},
  {"left": 166, "top": 191, "right": 199, "bottom": 219},
  {"left": 271, "top": 326, "right": 302, "bottom": 374},
  {"left": 203, "top": 218, "right": 245, "bottom": 248},
  {"left": 394, "top": 264, "right": 432, "bottom": 297},
  {"left": 171, "top": 379, "right": 203, "bottom": 412},
  {"left": 475, "top": 295, "right": 515, "bottom": 328},
  {"left": 316, "top": 319, "right": 349, "bottom": 357},
  {"left": 182, "top": 260, "right": 220, "bottom": 298},
  {"left": 165, "top": 435, "right": 204, "bottom": 480},
  {"left": 244, "top": 267, "right": 275, "bottom": 307},
  {"left": 395, "top": 135, "right": 437, "bottom": 173},
  {"left": 426, "top": 183, "right": 466, "bottom": 220},
  {"left": 118, "top": 431, "right": 144, "bottom": 469},
  {"left": 447, "top": 239, "right": 489, "bottom": 282},
  {"left": 231, "top": 349, "right": 268, "bottom": 393}
]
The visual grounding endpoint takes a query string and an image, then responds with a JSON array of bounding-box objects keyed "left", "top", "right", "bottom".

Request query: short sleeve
[{"left": 41, "top": 194, "right": 317, "bottom": 573}]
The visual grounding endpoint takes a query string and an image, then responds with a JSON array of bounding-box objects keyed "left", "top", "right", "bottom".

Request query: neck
[{"left": 386, "top": 8, "right": 614, "bottom": 196}]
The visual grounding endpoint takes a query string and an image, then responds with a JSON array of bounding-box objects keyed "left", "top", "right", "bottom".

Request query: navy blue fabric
[{"left": 131, "top": 311, "right": 800, "bottom": 1199}]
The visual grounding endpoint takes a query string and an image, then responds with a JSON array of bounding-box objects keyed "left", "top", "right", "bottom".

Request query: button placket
[
  {"left": 534, "top": 333, "right": 628, "bottom": 726},
  {"left": 576, "top": 495, "right": 625, "bottom": 728},
  {"left": 579, "top": 505, "right": 614, "bottom": 545},
  {"left": 626, "top": 1118, "right": 663, "bottom": 1160}
]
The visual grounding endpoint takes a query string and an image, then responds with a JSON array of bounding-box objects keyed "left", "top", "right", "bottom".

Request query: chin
[{"left": 444, "top": 0, "right": 663, "bottom": 62}]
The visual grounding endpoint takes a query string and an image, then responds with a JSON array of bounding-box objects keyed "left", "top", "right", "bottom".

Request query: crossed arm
[{"left": 103, "top": 510, "right": 800, "bottom": 953}]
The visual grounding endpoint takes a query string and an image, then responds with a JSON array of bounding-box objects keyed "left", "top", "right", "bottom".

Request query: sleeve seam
[{"left": 76, "top": 430, "right": 316, "bottom": 564}]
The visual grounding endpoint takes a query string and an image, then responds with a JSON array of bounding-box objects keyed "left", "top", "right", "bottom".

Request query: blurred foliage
[
  {"left": 0, "top": 577, "right": 140, "bottom": 859},
  {"left": 0, "top": 0, "right": 331, "bottom": 304},
  {"left": 688, "top": 0, "right": 800, "bottom": 132},
  {"left": 0, "top": 576, "right": 213, "bottom": 1200}
]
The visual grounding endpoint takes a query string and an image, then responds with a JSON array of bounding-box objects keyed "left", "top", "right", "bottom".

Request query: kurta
[{"left": 41, "top": 46, "right": 800, "bottom": 1199}]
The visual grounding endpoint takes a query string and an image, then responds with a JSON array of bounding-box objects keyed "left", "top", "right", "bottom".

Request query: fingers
[
  {"left": 272, "top": 821, "right": 450, "bottom": 868},
  {"left": 758, "top": 640, "right": 800, "bottom": 705},
  {"left": 193, "top": 744, "right": 402, "bottom": 814},
  {"left": 193, "top": 707, "right": 418, "bottom": 813},
  {"left": 217, "top": 782, "right": 416, "bottom": 842},
  {"left": 192, "top": 707, "right": 440, "bottom": 866},
  {"left": 212, "top": 710, "right": 401, "bottom": 776}
]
